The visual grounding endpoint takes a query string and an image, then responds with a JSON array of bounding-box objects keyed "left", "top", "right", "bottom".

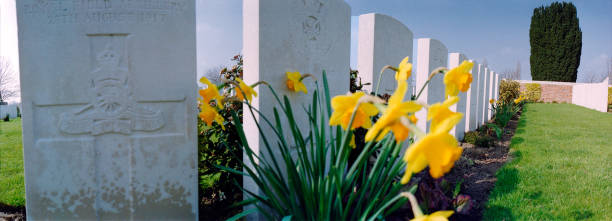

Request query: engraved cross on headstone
[{"left": 30, "top": 34, "right": 193, "bottom": 218}]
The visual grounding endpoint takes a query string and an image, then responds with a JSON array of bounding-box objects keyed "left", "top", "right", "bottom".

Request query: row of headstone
[
  {"left": 355, "top": 13, "right": 501, "bottom": 140},
  {"left": 0, "top": 102, "right": 20, "bottom": 119},
  {"left": 15, "top": 0, "right": 502, "bottom": 219}
]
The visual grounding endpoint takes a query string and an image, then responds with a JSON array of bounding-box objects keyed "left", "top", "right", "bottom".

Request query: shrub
[
  {"left": 475, "top": 135, "right": 494, "bottom": 147},
  {"left": 3, "top": 114, "right": 9, "bottom": 122},
  {"left": 463, "top": 131, "right": 479, "bottom": 144},
  {"left": 198, "top": 54, "right": 244, "bottom": 217},
  {"left": 499, "top": 80, "right": 520, "bottom": 104},
  {"left": 524, "top": 83, "right": 541, "bottom": 102},
  {"left": 463, "top": 131, "right": 494, "bottom": 147},
  {"left": 16, "top": 106, "right": 20, "bottom": 118},
  {"left": 530, "top": 2, "right": 581, "bottom": 82}
]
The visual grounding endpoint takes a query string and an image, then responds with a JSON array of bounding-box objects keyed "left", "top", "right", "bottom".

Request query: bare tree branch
[
  {"left": 501, "top": 61, "right": 521, "bottom": 80},
  {"left": 0, "top": 57, "right": 19, "bottom": 101}
]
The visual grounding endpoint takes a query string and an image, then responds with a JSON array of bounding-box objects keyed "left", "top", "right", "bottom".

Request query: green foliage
[
  {"left": 229, "top": 73, "right": 412, "bottom": 220},
  {"left": 524, "top": 83, "right": 541, "bottom": 102},
  {"left": 529, "top": 2, "right": 582, "bottom": 82},
  {"left": 491, "top": 102, "right": 520, "bottom": 129},
  {"left": 198, "top": 54, "right": 244, "bottom": 215},
  {"left": 350, "top": 69, "right": 369, "bottom": 93},
  {"left": 463, "top": 130, "right": 494, "bottom": 147},
  {"left": 463, "top": 131, "right": 479, "bottom": 144},
  {"left": 3, "top": 114, "right": 9, "bottom": 121},
  {"left": 484, "top": 103, "right": 612, "bottom": 220},
  {"left": 16, "top": 106, "right": 20, "bottom": 118},
  {"left": 498, "top": 80, "right": 520, "bottom": 104}
]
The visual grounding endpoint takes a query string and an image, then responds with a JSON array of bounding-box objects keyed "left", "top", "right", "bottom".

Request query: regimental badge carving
[
  {"left": 302, "top": 0, "right": 324, "bottom": 41},
  {"left": 58, "top": 35, "right": 164, "bottom": 136}
]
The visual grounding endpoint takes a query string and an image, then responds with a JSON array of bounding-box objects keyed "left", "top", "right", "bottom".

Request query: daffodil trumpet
[{"left": 334, "top": 95, "right": 385, "bottom": 167}]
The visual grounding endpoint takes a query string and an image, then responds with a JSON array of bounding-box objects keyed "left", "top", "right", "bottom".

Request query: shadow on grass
[
  {"left": 484, "top": 205, "right": 515, "bottom": 221},
  {"left": 489, "top": 167, "right": 519, "bottom": 199}
]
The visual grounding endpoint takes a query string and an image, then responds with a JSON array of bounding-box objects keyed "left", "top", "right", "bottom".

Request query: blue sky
[{"left": 196, "top": 0, "right": 611, "bottom": 82}]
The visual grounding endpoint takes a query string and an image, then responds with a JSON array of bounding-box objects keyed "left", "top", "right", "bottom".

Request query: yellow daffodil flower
[
  {"left": 401, "top": 130, "right": 462, "bottom": 183},
  {"left": 489, "top": 99, "right": 495, "bottom": 104},
  {"left": 199, "top": 105, "right": 225, "bottom": 130},
  {"left": 444, "top": 60, "right": 473, "bottom": 98},
  {"left": 286, "top": 71, "right": 308, "bottom": 94},
  {"left": 330, "top": 92, "right": 379, "bottom": 130},
  {"left": 396, "top": 56, "right": 412, "bottom": 81},
  {"left": 514, "top": 95, "right": 525, "bottom": 104},
  {"left": 235, "top": 78, "right": 258, "bottom": 102},
  {"left": 428, "top": 96, "right": 463, "bottom": 134},
  {"left": 365, "top": 81, "right": 422, "bottom": 142},
  {"left": 410, "top": 210, "right": 454, "bottom": 221},
  {"left": 199, "top": 77, "right": 224, "bottom": 108}
]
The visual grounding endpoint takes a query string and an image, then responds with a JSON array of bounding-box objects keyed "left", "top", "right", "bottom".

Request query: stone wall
[
  {"left": 519, "top": 82, "right": 573, "bottom": 103},
  {"left": 517, "top": 78, "right": 609, "bottom": 112}
]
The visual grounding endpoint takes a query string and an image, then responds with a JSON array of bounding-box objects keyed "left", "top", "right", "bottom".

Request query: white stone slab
[
  {"left": 478, "top": 67, "right": 488, "bottom": 127},
  {"left": 448, "top": 53, "right": 467, "bottom": 140},
  {"left": 487, "top": 71, "right": 495, "bottom": 120},
  {"left": 494, "top": 74, "right": 500, "bottom": 101},
  {"left": 242, "top": 0, "right": 351, "bottom": 216},
  {"left": 357, "top": 13, "right": 413, "bottom": 95},
  {"left": 17, "top": 1, "right": 197, "bottom": 219},
  {"left": 483, "top": 69, "right": 491, "bottom": 122},
  {"left": 466, "top": 61, "right": 480, "bottom": 132},
  {"left": 415, "top": 38, "right": 448, "bottom": 132}
]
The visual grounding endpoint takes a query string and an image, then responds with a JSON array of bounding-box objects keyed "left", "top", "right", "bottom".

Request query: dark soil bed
[
  {"left": 389, "top": 113, "right": 520, "bottom": 221},
  {"left": 447, "top": 118, "right": 518, "bottom": 221},
  {"left": 0, "top": 203, "right": 25, "bottom": 221}
]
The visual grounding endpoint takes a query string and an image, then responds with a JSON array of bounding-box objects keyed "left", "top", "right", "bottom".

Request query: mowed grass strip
[
  {"left": 0, "top": 118, "right": 25, "bottom": 207},
  {"left": 484, "top": 103, "right": 612, "bottom": 220}
]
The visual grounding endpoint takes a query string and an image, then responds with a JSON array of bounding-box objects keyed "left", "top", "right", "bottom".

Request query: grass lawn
[
  {"left": 0, "top": 118, "right": 25, "bottom": 207},
  {"left": 484, "top": 103, "right": 612, "bottom": 220}
]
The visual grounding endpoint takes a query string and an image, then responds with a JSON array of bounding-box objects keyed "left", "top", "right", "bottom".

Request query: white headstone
[
  {"left": 242, "top": 0, "right": 351, "bottom": 216},
  {"left": 415, "top": 38, "right": 448, "bottom": 132},
  {"left": 487, "top": 71, "right": 495, "bottom": 120},
  {"left": 495, "top": 74, "right": 500, "bottom": 101},
  {"left": 448, "top": 53, "right": 467, "bottom": 140},
  {"left": 466, "top": 61, "right": 480, "bottom": 132},
  {"left": 17, "top": 1, "right": 198, "bottom": 219},
  {"left": 477, "top": 66, "right": 488, "bottom": 127},
  {"left": 357, "top": 13, "right": 413, "bottom": 95}
]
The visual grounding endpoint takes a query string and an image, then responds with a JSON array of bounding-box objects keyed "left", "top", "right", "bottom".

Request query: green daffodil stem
[
  {"left": 402, "top": 192, "right": 424, "bottom": 218},
  {"left": 405, "top": 119, "right": 426, "bottom": 139},
  {"left": 299, "top": 73, "right": 317, "bottom": 82},
  {"left": 374, "top": 65, "right": 398, "bottom": 96},
  {"left": 414, "top": 68, "right": 447, "bottom": 100}
]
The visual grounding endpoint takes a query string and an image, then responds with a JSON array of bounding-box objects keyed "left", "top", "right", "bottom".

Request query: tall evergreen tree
[{"left": 530, "top": 2, "right": 582, "bottom": 82}]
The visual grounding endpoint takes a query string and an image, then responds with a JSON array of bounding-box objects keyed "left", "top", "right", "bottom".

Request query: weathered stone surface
[
  {"left": 448, "top": 53, "right": 467, "bottom": 140},
  {"left": 466, "top": 61, "right": 480, "bottom": 132},
  {"left": 17, "top": 0, "right": 197, "bottom": 219},
  {"left": 415, "top": 38, "right": 447, "bottom": 132},
  {"left": 357, "top": 13, "right": 413, "bottom": 95},
  {"left": 242, "top": 0, "right": 350, "bottom": 218}
]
